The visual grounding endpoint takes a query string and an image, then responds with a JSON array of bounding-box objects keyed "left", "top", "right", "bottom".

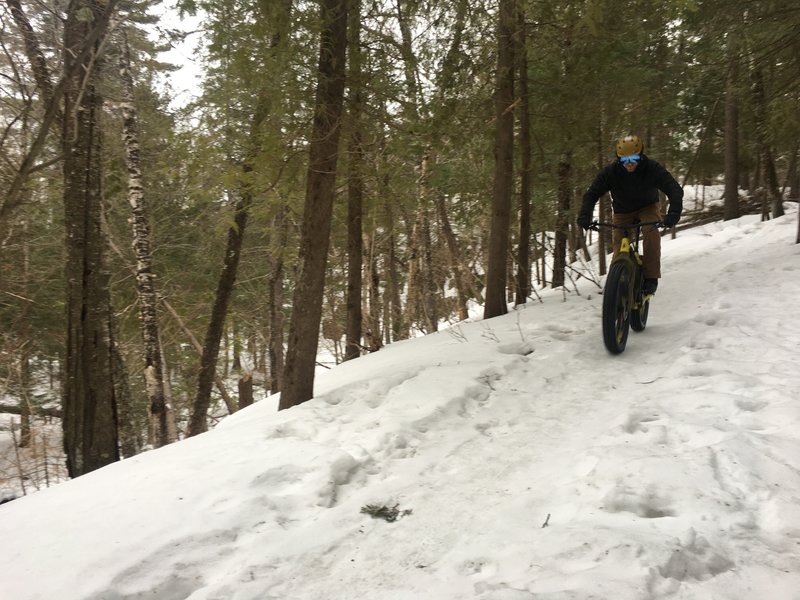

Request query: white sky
[
  {"left": 148, "top": 1, "right": 206, "bottom": 109},
  {"left": 1, "top": 196, "right": 799, "bottom": 599}
]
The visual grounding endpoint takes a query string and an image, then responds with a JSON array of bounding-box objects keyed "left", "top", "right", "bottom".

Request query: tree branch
[
  {"left": 0, "top": 403, "right": 61, "bottom": 418},
  {"left": 0, "top": 0, "right": 123, "bottom": 224}
]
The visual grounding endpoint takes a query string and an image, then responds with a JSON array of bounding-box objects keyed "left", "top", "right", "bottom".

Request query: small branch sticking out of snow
[{"left": 361, "top": 504, "right": 413, "bottom": 523}]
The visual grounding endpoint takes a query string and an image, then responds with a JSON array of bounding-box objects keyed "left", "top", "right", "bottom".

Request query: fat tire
[
  {"left": 631, "top": 295, "right": 649, "bottom": 332},
  {"left": 602, "top": 262, "right": 631, "bottom": 354}
]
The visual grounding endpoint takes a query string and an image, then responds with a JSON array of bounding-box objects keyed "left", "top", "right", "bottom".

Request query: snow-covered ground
[{"left": 1, "top": 210, "right": 798, "bottom": 600}]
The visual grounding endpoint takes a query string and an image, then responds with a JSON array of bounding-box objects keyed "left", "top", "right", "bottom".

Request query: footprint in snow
[
  {"left": 656, "top": 528, "right": 734, "bottom": 582},
  {"left": 498, "top": 341, "right": 535, "bottom": 356},
  {"left": 603, "top": 484, "right": 675, "bottom": 519},
  {"left": 734, "top": 397, "right": 767, "bottom": 413},
  {"left": 543, "top": 323, "right": 577, "bottom": 341},
  {"left": 457, "top": 558, "right": 498, "bottom": 578},
  {"left": 621, "top": 408, "right": 661, "bottom": 434}
]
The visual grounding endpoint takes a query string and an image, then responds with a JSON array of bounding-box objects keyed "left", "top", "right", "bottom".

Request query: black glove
[
  {"left": 576, "top": 214, "right": 592, "bottom": 230},
  {"left": 663, "top": 212, "right": 680, "bottom": 228}
]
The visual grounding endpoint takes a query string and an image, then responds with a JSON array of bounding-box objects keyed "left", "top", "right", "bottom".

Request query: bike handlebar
[{"left": 589, "top": 220, "right": 664, "bottom": 231}]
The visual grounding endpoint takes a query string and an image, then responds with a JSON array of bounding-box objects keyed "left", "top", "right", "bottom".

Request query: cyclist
[{"left": 577, "top": 134, "right": 683, "bottom": 294}]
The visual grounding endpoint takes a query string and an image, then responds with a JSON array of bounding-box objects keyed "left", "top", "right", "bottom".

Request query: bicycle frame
[
  {"left": 591, "top": 220, "right": 662, "bottom": 353},
  {"left": 595, "top": 220, "right": 661, "bottom": 304}
]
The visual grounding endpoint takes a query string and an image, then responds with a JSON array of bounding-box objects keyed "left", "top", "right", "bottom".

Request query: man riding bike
[{"left": 577, "top": 134, "right": 683, "bottom": 295}]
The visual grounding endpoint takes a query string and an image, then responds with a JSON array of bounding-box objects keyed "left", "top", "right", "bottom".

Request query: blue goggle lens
[{"left": 620, "top": 154, "right": 641, "bottom": 165}]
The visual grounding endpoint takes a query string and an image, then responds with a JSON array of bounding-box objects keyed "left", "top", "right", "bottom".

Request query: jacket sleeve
[
  {"left": 653, "top": 162, "right": 683, "bottom": 216},
  {"left": 580, "top": 168, "right": 610, "bottom": 218}
]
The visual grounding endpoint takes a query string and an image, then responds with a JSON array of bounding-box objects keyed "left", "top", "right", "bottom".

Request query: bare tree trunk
[
  {"left": 189, "top": 0, "right": 293, "bottom": 429},
  {"left": 238, "top": 374, "right": 254, "bottom": 410},
  {"left": 365, "top": 233, "right": 384, "bottom": 351},
  {"left": 405, "top": 159, "right": 439, "bottom": 334},
  {"left": 539, "top": 231, "right": 547, "bottom": 287},
  {"left": 345, "top": 0, "right": 364, "bottom": 361},
  {"left": 6, "top": 0, "right": 58, "bottom": 108},
  {"left": 19, "top": 219, "right": 31, "bottom": 448},
  {"left": 231, "top": 321, "right": 242, "bottom": 372},
  {"left": 797, "top": 203, "right": 800, "bottom": 244},
  {"left": 599, "top": 194, "right": 611, "bottom": 273},
  {"left": 280, "top": 0, "right": 348, "bottom": 410},
  {"left": 267, "top": 206, "right": 287, "bottom": 394},
  {"left": 111, "top": 318, "right": 137, "bottom": 457},
  {"left": 393, "top": 0, "right": 432, "bottom": 334},
  {"left": 515, "top": 5, "right": 531, "bottom": 306},
  {"left": 724, "top": 45, "right": 740, "bottom": 220},
  {"left": 423, "top": 0, "right": 471, "bottom": 319},
  {"left": 385, "top": 199, "right": 406, "bottom": 341},
  {"left": 750, "top": 66, "right": 783, "bottom": 218},
  {"left": 187, "top": 184, "right": 247, "bottom": 434},
  {"left": 120, "top": 34, "right": 172, "bottom": 448},
  {"left": 784, "top": 144, "right": 798, "bottom": 200},
  {"left": 419, "top": 151, "right": 438, "bottom": 333},
  {"left": 62, "top": 0, "right": 120, "bottom": 477},
  {"left": 402, "top": 158, "right": 437, "bottom": 332},
  {"left": 484, "top": 0, "right": 515, "bottom": 319},
  {"left": 405, "top": 197, "right": 429, "bottom": 332},
  {"left": 568, "top": 220, "right": 578, "bottom": 265},
  {"left": 552, "top": 152, "right": 571, "bottom": 288},
  {"left": 435, "top": 194, "right": 470, "bottom": 319}
]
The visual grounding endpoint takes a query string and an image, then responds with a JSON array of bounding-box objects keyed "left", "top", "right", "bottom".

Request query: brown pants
[{"left": 612, "top": 203, "right": 662, "bottom": 279}]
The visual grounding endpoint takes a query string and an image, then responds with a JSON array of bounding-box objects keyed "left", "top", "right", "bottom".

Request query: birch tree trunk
[{"left": 120, "top": 34, "right": 172, "bottom": 448}]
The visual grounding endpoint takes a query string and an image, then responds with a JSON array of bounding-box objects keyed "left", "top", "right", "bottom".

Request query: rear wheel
[{"left": 602, "top": 262, "right": 631, "bottom": 354}]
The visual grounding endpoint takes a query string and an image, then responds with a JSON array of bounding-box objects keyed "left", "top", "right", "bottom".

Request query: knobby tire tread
[
  {"left": 631, "top": 293, "right": 649, "bottom": 332},
  {"left": 602, "top": 262, "right": 631, "bottom": 354}
]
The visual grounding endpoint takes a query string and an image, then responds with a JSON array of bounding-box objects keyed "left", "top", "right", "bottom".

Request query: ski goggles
[{"left": 619, "top": 154, "right": 641, "bottom": 165}]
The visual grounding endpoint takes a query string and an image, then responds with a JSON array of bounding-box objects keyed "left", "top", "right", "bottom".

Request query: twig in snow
[
  {"left": 480, "top": 325, "right": 500, "bottom": 342},
  {"left": 447, "top": 325, "right": 469, "bottom": 343}
]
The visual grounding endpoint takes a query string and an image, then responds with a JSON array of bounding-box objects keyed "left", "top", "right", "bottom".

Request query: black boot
[{"left": 642, "top": 278, "right": 658, "bottom": 294}]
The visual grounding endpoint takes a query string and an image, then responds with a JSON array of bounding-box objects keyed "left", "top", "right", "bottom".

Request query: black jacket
[{"left": 580, "top": 154, "right": 683, "bottom": 218}]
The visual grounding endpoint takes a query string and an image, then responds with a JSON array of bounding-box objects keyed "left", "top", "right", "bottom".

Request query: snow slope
[{"left": 1, "top": 212, "right": 798, "bottom": 600}]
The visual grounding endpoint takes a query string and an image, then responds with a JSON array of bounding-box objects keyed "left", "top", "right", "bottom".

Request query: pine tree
[{"left": 280, "top": 0, "right": 349, "bottom": 409}]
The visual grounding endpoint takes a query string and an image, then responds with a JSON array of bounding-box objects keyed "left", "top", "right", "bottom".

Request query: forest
[{"left": 0, "top": 0, "right": 798, "bottom": 486}]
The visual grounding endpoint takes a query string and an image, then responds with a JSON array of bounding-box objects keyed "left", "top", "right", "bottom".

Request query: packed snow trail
[{"left": 0, "top": 213, "right": 798, "bottom": 600}]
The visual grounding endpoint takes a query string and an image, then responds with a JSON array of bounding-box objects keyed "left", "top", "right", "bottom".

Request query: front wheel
[
  {"left": 631, "top": 294, "right": 650, "bottom": 332},
  {"left": 602, "top": 262, "right": 632, "bottom": 354}
]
